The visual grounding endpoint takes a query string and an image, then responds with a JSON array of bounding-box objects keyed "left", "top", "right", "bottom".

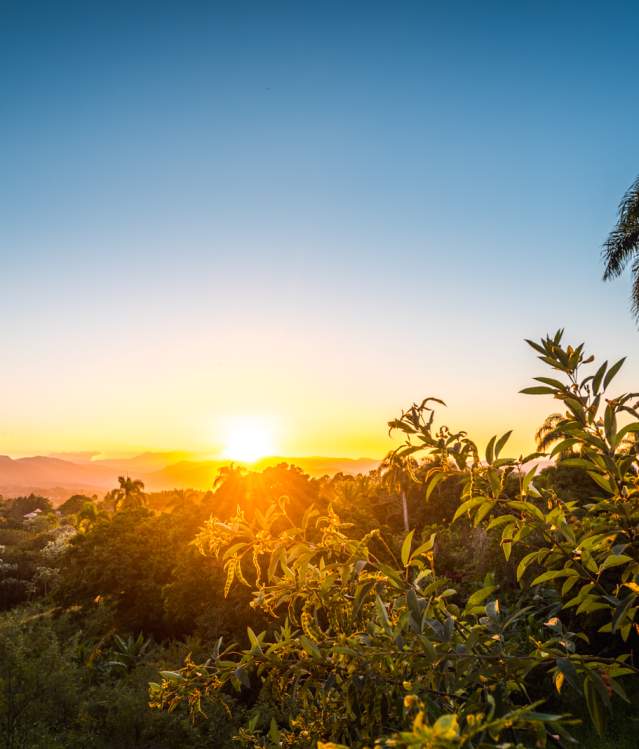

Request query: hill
[{"left": 0, "top": 452, "right": 380, "bottom": 500}]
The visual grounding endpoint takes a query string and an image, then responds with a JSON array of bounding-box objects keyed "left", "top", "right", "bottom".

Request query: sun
[{"left": 221, "top": 417, "right": 276, "bottom": 464}]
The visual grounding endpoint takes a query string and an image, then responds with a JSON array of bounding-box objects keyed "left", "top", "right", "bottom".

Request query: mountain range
[{"left": 0, "top": 452, "right": 380, "bottom": 501}]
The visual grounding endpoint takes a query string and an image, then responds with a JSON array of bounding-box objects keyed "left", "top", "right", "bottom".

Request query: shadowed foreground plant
[
  {"left": 150, "top": 330, "right": 638, "bottom": 747},
  {"left": 392, "top": 330, "right": 639, "bottom": 736},
  {"left": 150, "top": 501, "right": 594, "bottom": 747}
]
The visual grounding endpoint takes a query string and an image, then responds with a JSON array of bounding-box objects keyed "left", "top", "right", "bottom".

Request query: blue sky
[{"left": 1, "top": 1, "right": 638, "bottom": 457}]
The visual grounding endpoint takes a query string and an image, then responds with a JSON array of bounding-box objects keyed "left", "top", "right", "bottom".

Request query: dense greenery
[
  {"left": 1, "top": 332, "right": 638, "bottom": 747},
  {"left": 603, "top": 173, "right": 639, "bottom": 318}
]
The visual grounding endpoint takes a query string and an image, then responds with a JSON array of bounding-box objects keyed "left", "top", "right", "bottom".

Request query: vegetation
[
  {"left": 1, "top": 332, "right": 638, "bottom": 747},
  {"left": 603, "top": 173, "right": 639, "bottom": 318}
]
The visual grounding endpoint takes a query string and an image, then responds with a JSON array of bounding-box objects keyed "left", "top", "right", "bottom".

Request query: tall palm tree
[
  {"left": 535, "top": 413, "right": 574, "bottom": 457},
  {"left": 76, "top": 501, "right": 100, "bottom": 532},
  {"left": 113, "top": 475, "right": 146, "bottom": 511},
  {"left": 602, "top": 175, "right": 639, "bottom": 318}
]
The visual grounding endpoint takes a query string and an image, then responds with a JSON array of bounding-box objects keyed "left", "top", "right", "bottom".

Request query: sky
[{"left": 1, "top": 1, "right": 638, "bottom": 460}]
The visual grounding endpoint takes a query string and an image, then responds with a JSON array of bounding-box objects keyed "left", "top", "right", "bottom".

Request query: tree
[
  {"left": 151, "top": 501, "right": 576, "bottom": 747},
  {"left": 153, "top": 330, "right": 639, "bottom": 746},
  {"left": 391, "top": 330, "right": 639, "bottom": 736},
  {"left": 0, "top": 613, "right": 81, "bottom": 748},
  {"left": 534, "top": 411, "right": 582, "bottom": 459},
  {"left": 75, "top": 500, "right": 100, "bottom": 532},
  {"left": 5, "top": 495, "right": 53, "bottom": 522},
  {"left": 54, "top": 507, "right": 175, "bottom": 636},
  {"left": 58, "top": 494, "right": 95, "bottom": 517},
  {"left": 603, "top": 174, "right": 639, "bottom": 318},
  {"left": 112, "top": 476, "right": 146, "bottom": 511}
]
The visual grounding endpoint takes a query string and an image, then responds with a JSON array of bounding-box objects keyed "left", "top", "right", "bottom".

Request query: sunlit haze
[
  {"left": 2, "top": 3, "right": 638, "bottom": 461},
  {"left": 221, "top": 417, "right": 277, "bottom": 464}
]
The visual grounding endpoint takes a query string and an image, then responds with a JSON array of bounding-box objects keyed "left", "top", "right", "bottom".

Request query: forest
[
  {"left": 1, "top": 330, "right": 638, "bottom": 748},
  {"left": 6, "top": 3, "right": 639, "bottom": 746}
]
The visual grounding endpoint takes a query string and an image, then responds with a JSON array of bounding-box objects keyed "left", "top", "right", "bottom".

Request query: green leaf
[
  {"left": 592, "top": 361, "right": 608, "bottom": 393},
  {"left": 377, "top": 562, "right": 405, "bottom": 588},
  {"left": 586, "top": 471, "right": 614, "bottom": 493},
  {"left": 452, "top": 496, "right": 488, "bottom": 523},
  {"left": 418, "top": 634, "right": 436, "bottom": 660},
  {"left": 222, "top": 542, "right": 248, "bottom": 560},
  {"left": 563, "top": 396, "right": 586, "bottom": 421},
  {"left": 599, "top": 554, "right": 633, "bottom": 572},
  {"left": 159, "top": 670, "right": 184, "bottom": 683},
  {"left": 559, "top": 457, "right": 593, "bottom": 470},
  {"left": 531, "top": 568, "right": 578, "bottom": 586},
  {"left": 507, "top": 499, "right": 545, "bottom": 521},
  {"left": 494, "top": 430, "right": 512, "bottom": 458},
  {"left": 352, "top": 579, "right": 375, "bottom": 619},
  {"left": 525, "top": 338, "right": 547, "bottom": 355},
  {"left": 516, "top": 551, "right": 538, "bottom": 582},
  {"left": 425, "top": 472, "right": 446, "bottom": 501},
  {"left": 485, "top": 435, "right": 497, "bottom": 465},
  {"left": 603, "top": 357, "right": 626, "bottom": 390},
  {"left": 612, "top": 592, "right": 635, "bottom": 633},
  {"left": 464, "top": 584, "right": 498, "bottom": 612},
  {"left": 375, "top": 594, "right": 391, "bottom": 631},
  {"left": 616, "top": 422, "right": 639, "bottom": 443},
  {"left": 604, "top": 405, "right": 617, "bottom": 444},
  {"left": 299, "top": 635, "right": 321, "bottom": 659},
  {"left": 576, "top": 598, "right": 608, "bottom": 615},
  {"left": 520, "top": 386, "right": 556, "bottom": 395},
  {"left": 500, "top": 523, "right": 515, "bottom": 561},
  {"left": 521, "top": 450, "right": 544, "bottom": 463},
  {"left": 550, "top": 438, "right": 580, "bottom": 458},
  {"left": 409, "top": 535, "right": 435, "bottom": 562},
  {"left": 401, "top": 530, "right": 415, "bottom": 567},
  {"left": 533, "top": 376, "right": 565, "bottom": 389},
  {"left": 561, "top": 575, "right": 580, "bottom": 597},
  {"left": 486, "top": 513, "right": 518, "bottom": 530},
  {"left": 432, "top": 714, "right": 459, "bottom": 738},
  {"left": 247, "top": 627, "right": 263, "bottom": 653},
  {"left": 584, "top": 677, "right": 606, "bottom": 735},
  {"left": 268, "top": 718, "right": 280, "bottom": 743},
  {"left": 473, "top": 499, "right": 496, "bottom": 526}
]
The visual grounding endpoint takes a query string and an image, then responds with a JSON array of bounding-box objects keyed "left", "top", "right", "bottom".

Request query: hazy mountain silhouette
[{"left": 0, "top": 452, "right": 380, "bottom": 499}]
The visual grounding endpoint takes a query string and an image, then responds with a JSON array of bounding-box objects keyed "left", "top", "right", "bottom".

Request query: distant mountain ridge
[{"left": 0, "top": 452, "right": 380, "bottom": 500}]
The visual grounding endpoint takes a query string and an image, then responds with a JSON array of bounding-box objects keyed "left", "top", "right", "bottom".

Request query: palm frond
[
  {"left": 632, "top": 256, "right": 639, "bottom": 321},
  {"left": 534, "top": 413, "right": 564, "bottom": 452},
  {"left": 602, "top": 175, "right": 639, "bottom": 280}
]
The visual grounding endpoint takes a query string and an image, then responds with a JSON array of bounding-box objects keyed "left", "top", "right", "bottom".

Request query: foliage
[
  {"left": 58, "top": 494, "right": 96, "bottom": 517},
  {"left": 0, "top": 607, "right": 238, "bottom": 748},
  {"left": 107, "top": 476, "right": 147, "bottom": 512},
  {"left": 2, "top": 337, "right": 639, "bottom": 747},
  {"left": 391, "top": 330, "right": 639, "bottom": 735},
  {"left": 151, "top": 330, "right": 639, "bottom": 747},
  {"left": 150, "top": 503, "right": 576, "bottom": 746},
  {"left": 0, "top": 609, "right": 81, "bottom": 748},
  {"left": 0, "top": 502, "right": 72, "bottom": 608},
  {"left": 602, "top": 174, "right": 639, "bottom": 319},
  {"left": 106, "top": 632, "right": 152, "bottom": 673},
  {"left": 2, "top": 494, "right": 53, "bottom": 522}
]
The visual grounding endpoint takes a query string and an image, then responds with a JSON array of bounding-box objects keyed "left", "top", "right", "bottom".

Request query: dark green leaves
[
  {"left": 520, "top": 386, "right": 557, "bottom": 396},
  {"left": 603, "top": 357, "right": 626, "bottom": 390}
]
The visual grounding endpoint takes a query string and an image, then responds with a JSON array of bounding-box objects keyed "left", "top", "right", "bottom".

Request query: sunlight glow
[{"left": 221, "top": 417, "right": 276, "bottom": 463}]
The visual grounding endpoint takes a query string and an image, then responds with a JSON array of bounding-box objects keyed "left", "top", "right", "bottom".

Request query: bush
[{"left": 151, "top": 331, "right": 639, "bottom": 747}]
